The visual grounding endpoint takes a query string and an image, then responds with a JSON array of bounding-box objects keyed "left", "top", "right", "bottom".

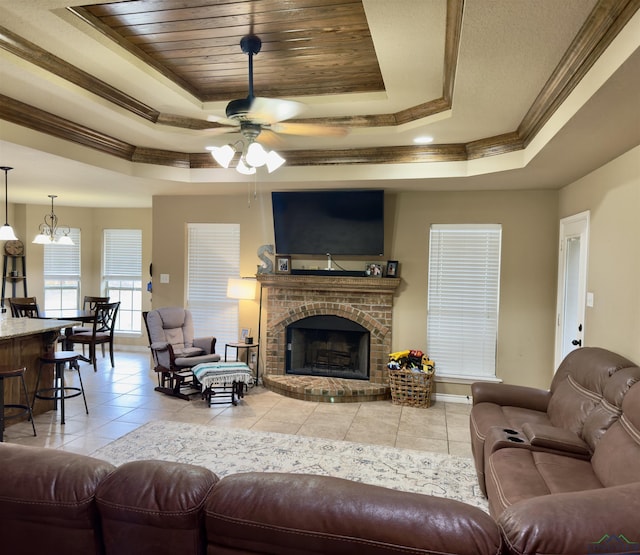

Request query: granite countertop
[{"left": 0, "top": 316, "right": 80, "bottom": 340}]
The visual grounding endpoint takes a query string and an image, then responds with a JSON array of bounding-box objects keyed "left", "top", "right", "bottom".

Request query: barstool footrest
[{"left": 34, "top": 387, "right": 83, "bottom": 401}]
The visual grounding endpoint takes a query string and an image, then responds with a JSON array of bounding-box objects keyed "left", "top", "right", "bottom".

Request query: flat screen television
[{"left": 272, "top": 190, "right": 384, "bottom": 256}]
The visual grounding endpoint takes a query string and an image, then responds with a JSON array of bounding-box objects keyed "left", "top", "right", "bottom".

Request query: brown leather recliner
[{"left": 470, "top": 347, "right": 640, "bottom": 494}]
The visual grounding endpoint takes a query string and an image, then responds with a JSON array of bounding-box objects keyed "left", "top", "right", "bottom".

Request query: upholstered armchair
[{"left": 143, "top": 307, "right": 220, "bottom": 400}]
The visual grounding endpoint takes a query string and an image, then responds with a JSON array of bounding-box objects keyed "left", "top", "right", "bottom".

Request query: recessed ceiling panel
[{"left": 76, "top": 0, "right": 385, "bottom": 101}]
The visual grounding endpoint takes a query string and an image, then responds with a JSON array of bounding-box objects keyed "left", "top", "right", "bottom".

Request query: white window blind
[
  {"left": 427, "top": 224, "right": 502, "bottom": 379},
  {"left": 43, "top": 228, "right": 81, "bottom": 311},
  {"left": 187, "top": 223, "right": 240, "bottom": 348},
  {"left": 103, "top": 229, "right": 142, "bottom": 332},
  {"left": 104, "top": 229, "right": 142, "bottom": 278},
  {"left": 44, "top": 228, "right": 81, "bottom": 277}
]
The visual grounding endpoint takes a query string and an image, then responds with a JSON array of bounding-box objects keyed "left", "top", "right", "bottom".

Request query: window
[
  {"left": 104, "top": 229, "right": 142, "bottom": 333},
  {"left": 427, "top": 224, "right": 502, "bottom": 380},
  {"left": 44, "top": 228, "right": 81, "bottom": 311},
  {"left": 187, "top": 223, "right": 240, "bottom": 348}
]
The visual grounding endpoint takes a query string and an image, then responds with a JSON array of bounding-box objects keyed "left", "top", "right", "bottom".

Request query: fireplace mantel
[
  {"left": 257, "top": 273, "right": 401, "bottom": 389},
  {"left": 257, "top": 274, "right": 401, "bottom": 294}
]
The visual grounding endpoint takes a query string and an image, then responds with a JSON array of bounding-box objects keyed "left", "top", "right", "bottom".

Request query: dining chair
[
  {"left": 67, "top": 301, "right": 120, "bottom": 371},
  {"left": 73, "top": 296, "right": 110, "bottom": 357},
  {"left": 9, "top": 297, "right": 41, "bottom": 318}
]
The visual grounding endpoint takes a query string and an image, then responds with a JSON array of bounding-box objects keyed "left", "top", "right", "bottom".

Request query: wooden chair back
[{"left": 9, "top": 297, "right": 40, "bottom": 318}]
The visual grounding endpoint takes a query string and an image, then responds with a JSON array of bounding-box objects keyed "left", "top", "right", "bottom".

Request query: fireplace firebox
[{"left": 286, "top": 316, "right": 369, "bottom": 380}]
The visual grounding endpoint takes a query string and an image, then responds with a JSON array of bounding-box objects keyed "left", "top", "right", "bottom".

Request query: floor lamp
[{"left": 226, "top": 277, "right": 260, "bottom": 383}]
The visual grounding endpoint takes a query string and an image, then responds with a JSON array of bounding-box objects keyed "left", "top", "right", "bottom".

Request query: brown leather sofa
[
  {"left": 470, "top": 347, "right": 640, "bottom": 553},
  {"left": 2, "top": 347, "right": 639, "bottom": 555},
  {"left": 0, "top": 442, "right": 502, "bottom": 555}
]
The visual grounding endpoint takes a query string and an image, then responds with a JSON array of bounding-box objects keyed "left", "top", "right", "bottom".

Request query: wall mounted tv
[{"left": 272, "top": 190, "right": 384, "bottom": 256}]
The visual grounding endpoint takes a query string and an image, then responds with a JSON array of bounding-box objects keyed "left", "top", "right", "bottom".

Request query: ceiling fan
[{"left": 206, "top": 34, "right": 347, "bottom": 173}]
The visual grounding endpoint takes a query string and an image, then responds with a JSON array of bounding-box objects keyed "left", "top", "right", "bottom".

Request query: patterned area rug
[{"left": 91, "top": 420, "right": 488, "bottom": 512}]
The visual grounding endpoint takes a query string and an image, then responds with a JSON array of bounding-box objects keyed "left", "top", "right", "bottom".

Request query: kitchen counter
[{"left": 0, "top": 316, "right": 79, "bottom": 423}]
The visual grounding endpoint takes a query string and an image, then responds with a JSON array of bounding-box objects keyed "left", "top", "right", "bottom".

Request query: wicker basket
[{"left": 388, "top": 367, "right": 435, "bottom": 408}]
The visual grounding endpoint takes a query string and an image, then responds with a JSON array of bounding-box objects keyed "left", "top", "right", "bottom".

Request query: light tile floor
[{"left": 4, "top": 351, "right": 473, "bottom": 458}]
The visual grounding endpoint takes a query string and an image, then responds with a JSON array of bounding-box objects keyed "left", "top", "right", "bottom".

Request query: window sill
[{"left": 434, "top": 374, "right": 502, "bottom": 385}]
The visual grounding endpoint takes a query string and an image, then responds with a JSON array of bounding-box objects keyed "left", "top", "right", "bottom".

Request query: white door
[{"left": 554, "top": 211, "right": 590, "bottom": 369}]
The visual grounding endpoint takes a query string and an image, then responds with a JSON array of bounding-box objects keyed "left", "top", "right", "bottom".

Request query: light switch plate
[
  {"left": 586, "top": 292, "right": 594, "bottom": 307},
  {"left": 160, "top": 273, "right": 170, "bottom": 284}
]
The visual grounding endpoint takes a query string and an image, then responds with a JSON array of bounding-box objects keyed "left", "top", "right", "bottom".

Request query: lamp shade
[
  {"left": 266, "top": 150, "right": 286, "bottom": 173},
  {"left": 236, "top": 158, "right": 256, "bottom": 175},
  {"left": 0, "top": 224, "right": 17, "bottom": 241},
  {"left": 208, "top": 144, "right": 235, "bottom": 168},
  {"left": 245, "top": 142, "right": 268, "bottom": 167},
  {"left": 226, "top": 278, "right": 257, "bottom": 300}
]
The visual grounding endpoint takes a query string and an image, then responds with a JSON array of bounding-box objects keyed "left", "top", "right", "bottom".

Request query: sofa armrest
[
  {"left": 521, "top": 422, "right": 591, "bottom": 456},
  {"left": 498, "top": 483, "right": 640, "bottom": 554},
  {"left": 205, "top": 472, "right": 503, "bottom": 555},
  {"left": 472, "top": 382, "right": 551, "bottom": 412},
  {"left": 193, "top": 336, "right": 216, "bottom": 354}
]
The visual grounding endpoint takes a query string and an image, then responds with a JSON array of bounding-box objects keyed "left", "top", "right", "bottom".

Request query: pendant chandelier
[
  {"left": 32, "top": 195, "right": 74, "bottom": 245},
  {"left": 0, "top": 166, "right": 18, "bottom": 241}
]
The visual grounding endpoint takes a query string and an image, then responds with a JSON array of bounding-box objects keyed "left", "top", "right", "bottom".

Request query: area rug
[{"left": 91, "top": 420, "right": 487, "bottom": 512}]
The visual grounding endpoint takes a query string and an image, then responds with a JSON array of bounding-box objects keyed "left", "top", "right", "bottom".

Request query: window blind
[
  {"left": 104, "top": 229, "right": 142, "bottom": 278},
  {"left": 187, "top": 223, "right": 240, "bottom": 347},
  {"left": 427, "top": 224, "right": 502, "bottom": 379},
  {"left": 43, "top": 228, "right": 81, "bottom": 277}
]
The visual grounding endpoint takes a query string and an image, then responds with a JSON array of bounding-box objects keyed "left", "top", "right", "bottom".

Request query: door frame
[{"left": 554, "top": 211, "right": 590, "bottom": 369}]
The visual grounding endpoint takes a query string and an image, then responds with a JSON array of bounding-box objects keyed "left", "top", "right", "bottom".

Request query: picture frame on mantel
[
  {"left": 365, "top": 262, "right": 383, "bottom": 277},
  {"left": 386, "top": 260, "right": 399, "bottom": 277},
  {"left": 275, "top": 255, "right": 291, "bottom": 274}
]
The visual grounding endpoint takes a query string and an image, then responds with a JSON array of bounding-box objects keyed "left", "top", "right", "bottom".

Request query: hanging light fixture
[
  {"left": 32, "top": 195, "right": 74, "bottom": 245},
  {"left": 0, "top": 166, "right": 18, "bottom": 241},
  {"left": 207, "top": 123, "right": 286, "bottom": 175}
]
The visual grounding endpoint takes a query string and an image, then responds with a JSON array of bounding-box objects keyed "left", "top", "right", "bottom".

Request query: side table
[{"left": 225, "top": 342, "right": 260, "bottom": 385}]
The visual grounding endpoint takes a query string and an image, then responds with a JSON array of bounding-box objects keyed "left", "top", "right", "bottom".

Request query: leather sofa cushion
[
  {"left": 485, "top": 449, "right": 602, "bottom": 517},
  {"left": 547, "top": 375, "right": 599, "bottom": 434},
  {"left": 0, "top": 444, "right": 115, "bottom": 555},
  {"left": 205, "top": 472, "right": 503, "bottom": 555},
  {"left": 591, "top": 382, "right": 640, "bottom": 488},
  {"left": 497, "top": 483, "right": 640, "bottom": 555},
  {"left": 96, "top": 460, "right": 218, "bottom": 555},
  {"left": 581, "top": 366, "right": 640, "bottom": 450}
]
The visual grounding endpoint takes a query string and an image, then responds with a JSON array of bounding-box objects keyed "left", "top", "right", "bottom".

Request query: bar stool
[
  {"left": 0, "top": 366, "right": 37, "bottom": 442},
  {"left": 32, "top": 351, "right": 88, "bottom": 425}
]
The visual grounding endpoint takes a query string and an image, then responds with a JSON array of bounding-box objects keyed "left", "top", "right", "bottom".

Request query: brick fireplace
[{"left": 256, "top": 274, "right": 401, "bottom": 399}]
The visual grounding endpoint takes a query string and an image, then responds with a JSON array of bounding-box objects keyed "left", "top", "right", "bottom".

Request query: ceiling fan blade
[
  {"left": 269, "top": 122, "right": 348, "bottom": 137},
  {"left": 199, "top": 127, "right": 239, "bottom": 137},
  {"left": 256, "top": 129, "right": 285, "bottom": 148},
  {"left": 206, "top": 115, "right": 241, "bottom": 127},
  {"left": 248, "top": 97, "right": 305, "bottom": 124}
]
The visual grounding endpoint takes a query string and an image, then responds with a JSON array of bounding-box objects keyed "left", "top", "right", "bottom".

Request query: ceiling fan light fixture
[
  {"left": 245, "top": 142, "right": 268, "bottom": 167},
  {"left": 236, "top": 158, "right": 256, "bottom": 175},
  {"left": 266, "top": 150, "right": 286, "bottom": 173},
  {"left": 208, "top": 145, "right": 235, "bottom": 168}
]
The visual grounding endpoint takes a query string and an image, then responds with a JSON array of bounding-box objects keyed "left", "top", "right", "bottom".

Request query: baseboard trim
[{"left": 433, "top": 393, "right": 472, "bottom": 404}]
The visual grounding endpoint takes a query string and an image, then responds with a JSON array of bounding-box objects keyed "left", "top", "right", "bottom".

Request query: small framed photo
[
  {"left": 386, "top": 260, "right": 399, "bottom": 277},
  {"left": 275, "top": 255, "right": 291, "bottom": 274},
  {"left": 240, "top": 328, "right": 251, "bottom": 341},
  {"left": 365, "top": 262, "right": 383, "bottom": 277}
]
